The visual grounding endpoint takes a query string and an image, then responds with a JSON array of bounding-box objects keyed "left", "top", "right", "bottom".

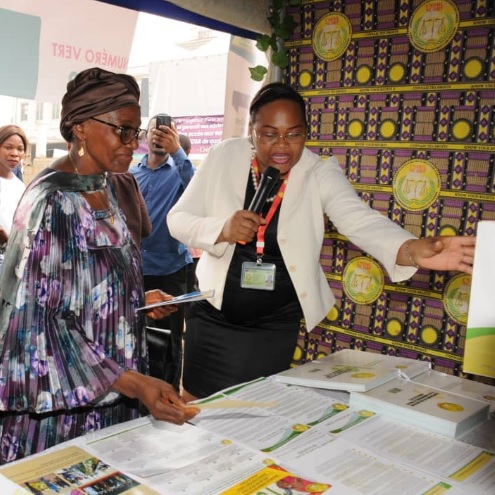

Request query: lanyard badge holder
[
  {"left": 241, "top": 258, "right": 277, "bottom": 291},
  {"left": 241, "top": 169, "right": 288, "bottom": 291}
]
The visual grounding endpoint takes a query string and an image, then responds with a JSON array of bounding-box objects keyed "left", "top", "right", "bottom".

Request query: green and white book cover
[{"left": 465, "top": 221, "right": 495, "bottom": 379}]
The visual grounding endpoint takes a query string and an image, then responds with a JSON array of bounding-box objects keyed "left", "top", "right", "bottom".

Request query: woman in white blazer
[{"left": 168, "top": 83, "right": 475, "bottom": 400}]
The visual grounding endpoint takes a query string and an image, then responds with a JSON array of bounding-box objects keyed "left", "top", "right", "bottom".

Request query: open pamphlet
[
  {"left": 0, "top": 445, "right": 158, "bottom": 494},
  {"left": 136, "top": 289, "right": 215, "bottom": 311},
  {"left": 274, "top": 349, "right": 431, "bottom": 392}
]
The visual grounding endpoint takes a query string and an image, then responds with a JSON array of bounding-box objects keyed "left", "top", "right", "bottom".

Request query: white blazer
[{"left": 168, "top": 138, "right": 416, "bottom": 331}]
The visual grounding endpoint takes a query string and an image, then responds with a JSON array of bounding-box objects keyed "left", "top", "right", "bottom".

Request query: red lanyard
[{"left": 251, "top": 159, "right": 289, "bottom": 259}]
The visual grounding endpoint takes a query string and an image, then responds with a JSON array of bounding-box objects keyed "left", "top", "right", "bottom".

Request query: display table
[{"left": 1, "top": 376, "right": 494, "bottom": 495}]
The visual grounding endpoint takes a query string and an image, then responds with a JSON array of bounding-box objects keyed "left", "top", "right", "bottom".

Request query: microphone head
[
  {"left": 262, "top": 166, "right": 281, "bottom": 181},
  {"left": 248, "top": 166, "right": 282, "bottom": 213}
]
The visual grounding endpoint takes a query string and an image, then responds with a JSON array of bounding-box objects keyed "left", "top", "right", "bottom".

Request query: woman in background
[
  {"left": 0, "top": 67, "right": 198, "bottom": 464},
  {"left": 0, "top": 125, "right": 27, "bottom": 274}
]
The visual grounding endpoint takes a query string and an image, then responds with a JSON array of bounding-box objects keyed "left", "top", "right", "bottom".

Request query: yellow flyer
[
  {"left": 0, "top": 445, "right": 157, "bottom": 495},
  {"left": 464, "top": 221, "right": 495, "bottom": 378},
  {"left": 220, "top": 464, "right": 331, "bottom": 495}
]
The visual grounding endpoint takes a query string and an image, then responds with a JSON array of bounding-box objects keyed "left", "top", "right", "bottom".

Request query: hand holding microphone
[
  {"left": 236, "top": 166, "right": 280, "bottom": 245},
  {"left": 247, "top": 166, "right": 281, "bottom": 213},
  {"left": 216, "top": 166, "right": 282, "bottom": 245}
]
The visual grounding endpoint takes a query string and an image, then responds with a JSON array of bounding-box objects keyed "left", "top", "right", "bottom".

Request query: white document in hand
[{"left": 136, "top": 289, "right": 214, "bottom": 311}]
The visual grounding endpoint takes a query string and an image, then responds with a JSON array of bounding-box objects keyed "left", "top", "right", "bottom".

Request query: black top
[{"left": 220, "top": 175, "right": 301, "bottom": 324}]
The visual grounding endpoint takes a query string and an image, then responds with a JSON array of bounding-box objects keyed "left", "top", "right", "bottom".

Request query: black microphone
[{"left": 248, "top": 166, "right": 281, "bottom": 213}]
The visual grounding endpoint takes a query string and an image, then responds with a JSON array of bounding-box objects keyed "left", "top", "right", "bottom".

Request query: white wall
[{"left": 148, "top": 54, "right": 228, "bottom": 118}]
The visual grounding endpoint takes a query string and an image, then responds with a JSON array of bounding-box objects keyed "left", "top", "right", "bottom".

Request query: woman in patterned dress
[{"left": 0, "top": 67, "right": 199, "bottom": 464}]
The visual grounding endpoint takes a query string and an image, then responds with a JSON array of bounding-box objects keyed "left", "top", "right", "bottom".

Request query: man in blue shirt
[{"left": 130, "top": 114, "right": 194, "bottom": 389}]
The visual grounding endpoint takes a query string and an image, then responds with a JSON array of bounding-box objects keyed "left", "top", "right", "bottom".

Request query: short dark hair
[
  {"left": 148, "top": 113, "right": 172, "bottom": 131},
  {"left": 249, "top": 82, "right": 307, "bottom": 127},
  {"left": 179, "top": 133, "right": 191, "bottom": 155}
]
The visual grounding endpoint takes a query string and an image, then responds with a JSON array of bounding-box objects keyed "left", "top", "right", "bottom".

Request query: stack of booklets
[
  {"left": 413, "top": 369, "right": 495, "bottom": 412},
  {"left": 349, "top": 376, "right": 490, "bottom": 438},
  {"left": 274, "top": 349, "right": 431, "bottom": 391}
]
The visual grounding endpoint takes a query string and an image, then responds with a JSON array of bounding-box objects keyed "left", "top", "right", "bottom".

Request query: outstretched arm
[
  {"left": 112, "top": 371, "right": 200, "bottom": 425},
  {"left": 397, "top": 236, "right": 475, "bottom": 274}
]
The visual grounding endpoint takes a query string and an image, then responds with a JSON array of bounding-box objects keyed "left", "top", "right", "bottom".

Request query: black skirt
[
  {"left": 182, "top": 174, "right": 303, "bottom": 398},
  {"left": 183, "top": 298, "right": 302, "bottom": 398}
]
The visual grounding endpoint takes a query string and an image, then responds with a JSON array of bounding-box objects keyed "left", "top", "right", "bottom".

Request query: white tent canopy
[{"left": 97, "top": 0, "right": 272, "bottom": 38}]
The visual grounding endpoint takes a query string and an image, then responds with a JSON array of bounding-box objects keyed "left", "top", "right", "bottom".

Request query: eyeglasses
[
  {"left": 254, "top": 131, "right": 306, "bottom": 145},
  {"left": 90, "top": 117, "right": 147, "bottom": 144}
]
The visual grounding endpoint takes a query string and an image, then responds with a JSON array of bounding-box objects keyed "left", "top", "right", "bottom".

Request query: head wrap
[{"left": 60, "top": 67, "right": 140, "bottom": 142}]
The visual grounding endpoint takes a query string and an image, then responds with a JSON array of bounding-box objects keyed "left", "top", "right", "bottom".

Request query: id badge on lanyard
[
  {"left": 241, "top": 261, "right": 276, "bottom": 291},
  {"left": 240, "top": 168, "right": 288, "bottom": 292}
]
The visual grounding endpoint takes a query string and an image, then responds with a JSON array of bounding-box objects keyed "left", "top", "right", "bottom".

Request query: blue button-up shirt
[{"left": 130, "top": 149, "right": 194, "bottom": 276}]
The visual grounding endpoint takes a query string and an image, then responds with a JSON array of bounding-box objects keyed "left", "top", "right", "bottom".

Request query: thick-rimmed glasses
[
  {"left": 90, "top": 117, "right": 147, "bottom": 144},
  {"left": 254, "top": 131, "right": 306, "bottom": 145}
]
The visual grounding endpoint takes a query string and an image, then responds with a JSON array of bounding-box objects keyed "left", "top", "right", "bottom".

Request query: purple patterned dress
[{"left": 0, "top": 169, "right": 147, "bottom": 464}]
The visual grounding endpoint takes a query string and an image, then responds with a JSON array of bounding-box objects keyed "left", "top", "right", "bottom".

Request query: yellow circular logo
[
  {"left": 326, "top": 306, "right": 339, "bottom": 321},
  {"left": 348, "top": 119, "right": 365, "bottom": 139},
  {"left": 351, "top": 372, "right": 375, "bottom": 379},
  {"left": 379, "top": 119, "right": 397, "bottom": 140},
  {"left": 299, "top": 70, "right": 313, "bottom": 88},
  {"left": 421, "top": 325, "right": 439, "bottom": 345},
  {"left": 463, "top": 57, "right": 484, "bottom": 80},
  {"left": 292, "top": 345, "right": 303, "bottom": 362},
  {"left": 439, "top": 225, "right": 458, "bottom": 236},
  {"left": 444, "top": 274, "right": 471, "bottom": 325},
  {"left": 312, "top": 13, "right": 352, "bottom": 61},
  {"left": 409, "top": 0, "right": 459, "bottom": 53},
  {"left": 386, "top": 318, "right": 403, "bottom": 337},
  {"left": 393, "top": 159, "right": 441, "bottom": 211},
  {"left": 388, "top": 63, "right": 406, "bottom": 83},
  {"left": 452, "top": 118, "right": 472, "bottom": 141},
  {"left": 438, "top": 402, "right": 464, "bottom": 412},
  {"left": 356, "top": 65, "right": 372, "bottom": 85},
  {"left": 343, "top": 257, "right": 384, "bottom": 305},
  {"left": 358, "top": 410, "right": 376, "bottom": 417},
  {"left": 292, "top": 423, "right": 310, "bottom": 432}
]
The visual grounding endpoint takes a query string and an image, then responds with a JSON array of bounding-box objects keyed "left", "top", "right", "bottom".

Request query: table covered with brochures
[{"left": 1, "top": 362, "right": 494, "bottom": 495}]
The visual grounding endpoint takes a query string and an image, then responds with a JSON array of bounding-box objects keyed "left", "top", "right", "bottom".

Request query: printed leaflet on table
[{"left": 273, "top": 349, "right": 431, "bottom": 391}]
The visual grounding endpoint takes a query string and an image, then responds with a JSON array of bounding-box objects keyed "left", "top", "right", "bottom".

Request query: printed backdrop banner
[
  {"left": 284, "top": 0, "right": 495, "bottom": 384},
  {"left": 0, "top": 0, "right": 137, "bottom": 102}
]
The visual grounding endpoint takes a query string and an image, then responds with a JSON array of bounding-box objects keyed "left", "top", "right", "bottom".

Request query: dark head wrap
[{"left": 60, "top": 67, "right": 140, "bottom": 142}]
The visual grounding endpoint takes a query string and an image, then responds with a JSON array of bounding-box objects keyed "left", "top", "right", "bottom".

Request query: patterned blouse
[{"left": 0, "top": 169, "right": 147, "bottom": 463}]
